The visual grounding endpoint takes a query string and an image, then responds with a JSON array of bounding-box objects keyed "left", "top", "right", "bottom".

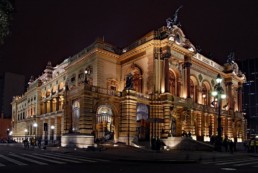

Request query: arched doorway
[
  {"left": 95, "top": 105, "right": 114, "bottom": 141},
  {"left": 136, "top": 103, "right": 149, "bottom": 141}
]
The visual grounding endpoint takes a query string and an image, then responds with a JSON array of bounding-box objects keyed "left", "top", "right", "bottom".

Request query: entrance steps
[{"left": 162, "top": 137, "right": 214, "bottom": 151}]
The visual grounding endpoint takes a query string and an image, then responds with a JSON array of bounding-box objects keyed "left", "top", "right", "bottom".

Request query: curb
[{"left": 115, "top": 158, "right": 198, "bottom": 164}]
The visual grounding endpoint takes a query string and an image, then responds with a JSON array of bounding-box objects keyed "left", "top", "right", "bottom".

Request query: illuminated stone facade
[{"left": 11, "top": 25, "right": 246, "bottom": 147}]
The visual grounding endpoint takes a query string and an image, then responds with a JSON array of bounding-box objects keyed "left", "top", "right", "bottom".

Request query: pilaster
[
  {"left": 79, "top": 92, "right": 94, "bottom": 134},
  {"left": 119, "top": 90, "right": 137, "bottom": 145}
]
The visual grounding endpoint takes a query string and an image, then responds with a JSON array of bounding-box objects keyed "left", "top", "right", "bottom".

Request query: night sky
[{"left": 1, "top": 0, "right": 258, "bottom": 82}]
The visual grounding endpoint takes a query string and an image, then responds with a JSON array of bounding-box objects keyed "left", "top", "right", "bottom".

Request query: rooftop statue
[
  {"left": 166, "top": 6, "right": 183, "bottom": 29},
  {"left": 125, "top": 73, "right": 134, "bottom": 90},
  {"left": 225, "top": 52, "right": 243, "bottom": 77},
  {"left": 226, "top": 52, "right": 235, "bottom": 65}
]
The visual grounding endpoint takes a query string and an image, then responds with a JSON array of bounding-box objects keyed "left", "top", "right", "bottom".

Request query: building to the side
[
  {"left": 239, "top": 58, "right": 258, "bottom": 137},
  {"left": 0, "top": 72, "right": 25, "bottom": 140},
  {"left": 11, "top": 18, "right": 247, "bottom": 148},
  {"left": 0, "top": 114, "right": 11, "bottom": 140},
  {"left": 0, "top": 72, "right": 25, "bottom": 118}
]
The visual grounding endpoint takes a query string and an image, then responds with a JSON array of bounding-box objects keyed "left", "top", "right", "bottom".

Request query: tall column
[
  {"left": 154, "top": 47, "right": 160, "bottom": 93},
  {"left": 162, "top": 46, "right": 171, "bottom": 93},
  {"left": 61, "top": 115, "right": 64, "bottom": 135},
  {"left": 184, "top": 55, "right": 192, "bottom": 98},
  {"left": 226, "top": 81, "right": 233, "bottom": 110},
  {"left": 164, "top": 58, "right": 169, "bottom": 92},
  {"left": 42, "top": 119, "right": 45, "bottom": 140},
  {"left": 50, "top": 99, "right": 53, "bottom": 113},
  {"left": 207, "top": 89, "right": 211, "bottom": 105},
  {"left": 48, "top": 118, "right": 51, "bottom": 140},
  {"left": 186, "top": 63, "right": 191, "bottom": 98},
  {"left": 56, "top": 97, "right": 59, "bottom": 111},
  {"left": 54, "top": 117, "right": 57, "bottom": 140},
  {"left": 44, "top": 102, "right": 47, "bottom": 114},
  {"left": 40, "top": 103, "right": 43, "bottom": 114},
  {"left": 160, "top": 57, "right": 164, "bottom": 93},
  {"left": 237, "top": 83, "right": 243, "bottom": 112}
]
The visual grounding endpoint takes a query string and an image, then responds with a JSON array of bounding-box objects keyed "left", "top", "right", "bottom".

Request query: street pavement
[
  {"left": 0, "top": 144, "right": 258, "bottom": 173},
  {"left": 2, "top": 142, "right": 256, "bottom": 160},
  {"left": 45, "top": 143, "right": 257, "bottom": 162}
]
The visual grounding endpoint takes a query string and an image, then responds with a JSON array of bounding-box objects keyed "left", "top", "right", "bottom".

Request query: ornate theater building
[{"left": 11, "top": 13, "right": 247, "bottom": 148}]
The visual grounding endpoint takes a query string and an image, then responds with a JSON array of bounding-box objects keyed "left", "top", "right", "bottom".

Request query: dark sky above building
[{"left": 0, "top": 0, "right": 258, "bottom": 82}]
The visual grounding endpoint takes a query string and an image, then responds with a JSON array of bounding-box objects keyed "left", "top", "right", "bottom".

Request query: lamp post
[
  {"left": 84, "top": 68, "right": 91, "bottom": 84},
  {"left": 6, "top": 129, "right": 10, "bottom": 142},
  {"left": 24, "top": 129, "right": 28, "bottom": 139},
  {"left": 33, "top": 122, "right": 38, "bottom": 139},
  {"left": 211, "top": 74, "right": 226, "bottom": 151},
  {"left": 51, "top": 125, "right": 55, "bottom": 143}
]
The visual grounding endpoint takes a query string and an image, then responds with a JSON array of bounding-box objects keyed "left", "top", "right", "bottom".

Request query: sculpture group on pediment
[{"left": 166, "top": 6, "right": 183, "bottom": 29}]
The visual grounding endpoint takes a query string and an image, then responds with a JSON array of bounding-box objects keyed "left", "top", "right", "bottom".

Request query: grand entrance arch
[
  {"left": 95, "top": 105, "right": 114, "bottom": 141},
  {"left": 136, "top": 103, "right": 150, "bottom": 141}
]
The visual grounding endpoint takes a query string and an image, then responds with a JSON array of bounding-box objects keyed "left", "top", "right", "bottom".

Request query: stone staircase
[{"left": 162, "top": 137, "right": 214, "bottom": 151}]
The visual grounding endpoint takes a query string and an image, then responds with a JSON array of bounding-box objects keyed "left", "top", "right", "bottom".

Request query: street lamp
[
  {"left": 51, "top": 125, "right": 55, "bottom": 143},
  {"left": 6, "top": 129, "right": 10, "bottom": 142},
  {"left": 33, "top": 122, "right": 38, "bottom": 138},
  {"left": 84, "top": 68, "right": 91, "bottom": 84},
  {"left": 211, "top": 74, "right": 226, "bottom": 151},
  {"left": 24, "top": 129, "right": 28, "bottom": 139}
]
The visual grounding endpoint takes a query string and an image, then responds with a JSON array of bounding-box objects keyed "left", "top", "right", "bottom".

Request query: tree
[{"left": 0, "top": 0, "right": 14, "bottom": 45}]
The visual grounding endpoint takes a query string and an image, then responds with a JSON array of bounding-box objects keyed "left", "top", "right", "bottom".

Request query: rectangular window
[
  {"left": 71, "top": 77, "right": 75, "bottom": 83},
  {"left": 110, "top": 86, "right": 116, "bottom": 90}
]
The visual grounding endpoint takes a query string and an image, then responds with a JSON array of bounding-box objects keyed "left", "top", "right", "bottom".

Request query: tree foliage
[{"left": 0, "top": 0, "right": 13, "bottom": 45}]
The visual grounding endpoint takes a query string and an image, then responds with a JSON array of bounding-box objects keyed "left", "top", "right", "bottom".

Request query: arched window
[
  {"left": 202, "top": 84, "right": 208, "bottom": 105},
  {"left": 125, "top": 64, "right": 143, "bottom": 93},
  {"left": 72, "top": 100, "right": 80, "bottom": 132}
]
